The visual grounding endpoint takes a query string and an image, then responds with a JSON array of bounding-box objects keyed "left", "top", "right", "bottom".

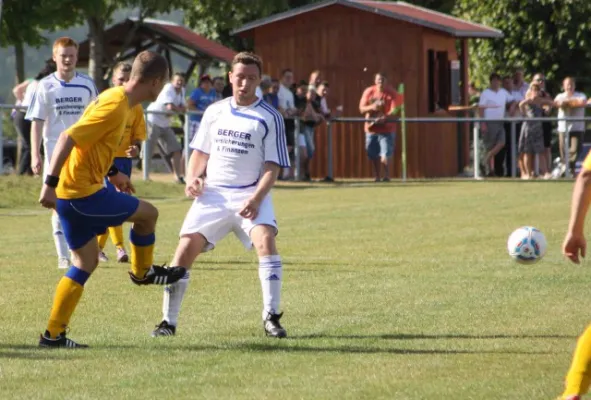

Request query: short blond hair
[{"left": 130, "top": 51, "right": 169, "bottom": 83}]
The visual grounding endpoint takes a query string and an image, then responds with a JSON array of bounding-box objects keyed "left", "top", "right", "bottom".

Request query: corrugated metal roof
[{"left": 232, "top": 0, "right": 503, "bottom": 39}]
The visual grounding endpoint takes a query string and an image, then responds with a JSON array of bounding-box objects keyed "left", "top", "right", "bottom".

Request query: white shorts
[{"left": 179, "top": 186, "right": 278, "bottom": 252}]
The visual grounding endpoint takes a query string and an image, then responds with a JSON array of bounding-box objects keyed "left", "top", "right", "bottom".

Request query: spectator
[
  {"left": 532, "top": 73, "right": 553, "bottom": 177},
  {"left": 278, "top": 68, "right": 298, "bottom": 180},
  {"left": 309, "top": 70, "right": 321, "bottom": 89},
  {"left": 13, "top": 61, "right": 56, "bottom": 175},
  {"left": 494, "top": 75, "right": 519, "bottom": 177},
  {"left": 212, "top": 76, "right": 225, "bottom": 101},
  {"left": 478, "top": 73, "right": 516, "bottom": 177},
  {"left": 517, "top": 83, "right": 555, "bottom": 179},
  {"left": 513, "top": 67, "right": 530, "bottom": 98},
  {"left": 293, "top": 81, "right": 309, "bottom": 179},
  {"left": 301, "top": 86, "right": 324, "bottom": 181},
  {"left": 359, "top": 72, "right": 399, "bottom": 182},
  {"left": 555, "top": 76, "right": 588, "bottom": 177},
  {"left": 146, "top": 72, "right": 186, "bottom": 183},
  {"left": 263, "top": 79, "right": 280, "bottom": 109},
  {"left": 187, "top": 74, "right": 217, "bottom": 141}
]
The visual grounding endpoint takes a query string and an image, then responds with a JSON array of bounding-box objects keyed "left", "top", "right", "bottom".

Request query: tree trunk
[
  {"left": 14, "top": 41, "right": 25, "bottom": 83},
  {"left": 87, "top": 16, "right": 106, "bottom": 92}
]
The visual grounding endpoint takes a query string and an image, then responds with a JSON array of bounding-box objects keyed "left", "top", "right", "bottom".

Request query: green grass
[{"left": 0, "top": 177, "right": 588, "bottom": 399}]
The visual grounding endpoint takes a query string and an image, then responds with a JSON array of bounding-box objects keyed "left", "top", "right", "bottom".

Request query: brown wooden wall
[{"left": 252, "top": 4, "right": 461, "bottom": 178}]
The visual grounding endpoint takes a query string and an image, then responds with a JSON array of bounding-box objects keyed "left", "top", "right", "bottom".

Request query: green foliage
[
  {"left": 453, "top": 0, "right": 591, "bottom": 95},
  {"left": 184, "top": 0, "right": 315, "bottom": 50}
]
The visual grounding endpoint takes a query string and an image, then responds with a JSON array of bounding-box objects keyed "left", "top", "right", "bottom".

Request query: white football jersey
[
  {"left": 190, "top": 97, "right": 290, "bottom": 188},
  {"left": 25, "top": 72, "right": 98, "bottom": 145}
]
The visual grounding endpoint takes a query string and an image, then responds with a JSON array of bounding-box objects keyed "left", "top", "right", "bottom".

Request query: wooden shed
[{"left": 233, "top": 0, "right": 503, "bottom": 179}]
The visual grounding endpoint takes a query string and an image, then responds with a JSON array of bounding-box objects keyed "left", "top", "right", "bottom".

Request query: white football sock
[
  {"left": 163, "top": 270, "right": 190, "bottom": 326},
  {"left": 51, "top": 213, "right": 70, "bottom": 260},
  {"left": 259, "top": 255, "right": 282, "bottom": 319}
]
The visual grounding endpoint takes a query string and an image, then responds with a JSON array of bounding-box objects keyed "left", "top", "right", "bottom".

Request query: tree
[
  {"left": 56, "top": 0, "right": 189, "bottom": 91},
  {"left": 0, "top": 0, "right": 71, "bottom": 84},
  {"left": 453, "top": 0, "right": 591, "bottom": 95}
]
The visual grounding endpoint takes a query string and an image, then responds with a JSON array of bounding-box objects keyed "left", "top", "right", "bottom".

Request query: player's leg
[
  {"left": 250, "top": 224, "right": 286, "bottom": 338},
  {"left": 236, "top": 193, "right": 286, "bottom": 338},
  {"left": 39, "top": 199, "right": 101, "bottom": 348},
  {"left": 152, "top": 233, "right": 208, "bottom": 337},
  {"left": 125, "top": 199, "right": 184, "bottom": 285},
  {"left": 44, "top": 141, "right": 71, "bottom": 268},
  {"left": 97, "top": 231, "right": 109, "bottom": 262},
  {"left": 109, "top": 157, "right": 133, "bottom": 262},
  {"left": 561, "top": 323, "right": 591, "bottom": 399},
  {"left": 152, "top": 191, "right": 232, "bottom": 337}
]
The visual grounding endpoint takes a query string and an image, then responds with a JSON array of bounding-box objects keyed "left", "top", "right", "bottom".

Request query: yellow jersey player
[
  {"left": 559, "top": 153, "right": 591, "bottom": 399},
  {"left": 97, "top": 62, "right": 146, "bottom": 263},
  {"left": 37, "top": 51, "right": 186, "bottom": 348}
]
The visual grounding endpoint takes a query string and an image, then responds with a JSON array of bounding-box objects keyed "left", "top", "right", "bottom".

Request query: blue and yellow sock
[
  {"left": 46, "top": 266, "right": 90, "bottom": 338},
  {"left": 130, "top": 229, "right": 155, "bottom": 279}
]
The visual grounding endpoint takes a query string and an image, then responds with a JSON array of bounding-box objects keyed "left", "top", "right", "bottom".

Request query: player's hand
[
  {"left": 563, "top": 231, "right": 587, "bottom": 264},
  {"left": 39, "top": 185, "right": 57, "bottom": 209},
  {"left": 108, "top": 172, "right": 135, "bottom": 195},
  {"left": 185, "top": 177, "right": 204, "bottom": 198},
  {"left": 125, "top": 145, "right": 140, "bottom": 158},
  {"left": 239, "top": 196, "right": 262, "bottom": 220},
  {"left": 31, "top": 153, "right": 42, "bottom": 175}
]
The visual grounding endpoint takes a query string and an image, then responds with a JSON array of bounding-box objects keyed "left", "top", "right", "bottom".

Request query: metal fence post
[
  {"left": 510, "top": 121, "right": 517, "bottom": 177},
  {"left": 184, "top": 111, "right": 190, "bottom": 171},
  {"left": 293, "top": 117, "right": 300, "bottom": 181},
  {"left": 326, "top": 121, "right": 334, "bottom": 182},
  {"left": 142, "top": 111, "right": 149, "bottom": 181},
  {"left": 473, "top": 122, "right": 480, "bottom": 180}
]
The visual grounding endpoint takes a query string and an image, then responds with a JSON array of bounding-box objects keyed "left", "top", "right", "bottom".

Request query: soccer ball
[{"left": 507, "top": 226, "right": 547, "bottom": 264}]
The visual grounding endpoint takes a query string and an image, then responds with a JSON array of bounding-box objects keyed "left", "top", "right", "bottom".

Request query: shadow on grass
[
  {"left": 0, "top": 344, "right": 81, "bottom": 359},
  {"left": 170, "top": 342, "right": 555, "bottom": 355},
  {"left": 292, "top": 332, "right": 576, "bottom": 340}
]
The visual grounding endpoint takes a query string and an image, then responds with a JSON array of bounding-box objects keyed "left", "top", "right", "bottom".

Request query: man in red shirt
[{"left": 359, "top": 72, "right": 399, "bottom": 182}]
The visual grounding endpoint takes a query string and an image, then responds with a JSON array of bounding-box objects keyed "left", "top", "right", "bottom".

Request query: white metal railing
[{"left": 1, "top": 103, "right": 589, "bottom": 180}]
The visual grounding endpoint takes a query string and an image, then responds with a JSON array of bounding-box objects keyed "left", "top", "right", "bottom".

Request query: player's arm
[
  {"left": 25, "top": 83, "right": 48, "bottom": 175},
  {"left": 240, "top": 115, "right": 290, "bottom": 220},
  {"left": 38, "top": 132, "right": 76, "bottom": 209},
  {"left": 127, "top": 107, "right": 146, "bottom": 158},
  {"left": 563, "top": 156, "right": 591, "bottom": 263}
]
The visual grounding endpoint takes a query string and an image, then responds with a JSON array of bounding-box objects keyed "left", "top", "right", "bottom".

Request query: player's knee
[{"left": 253, "top": 229, "right": 277, "bottom": 256}]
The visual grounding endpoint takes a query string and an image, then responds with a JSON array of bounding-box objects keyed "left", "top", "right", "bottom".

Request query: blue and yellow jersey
[
  {"left": 115, "top": 104, "right": 146, "bottom": 158},
  {"left": 57, "top": 86, "right": 130, "bottom": 199}
]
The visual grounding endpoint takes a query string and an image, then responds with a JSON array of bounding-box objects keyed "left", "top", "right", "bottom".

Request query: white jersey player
[
  {"left": 151, "top": 52, "right": 291, "bottom": 338},
  {"left": 25, "top": 37, "right": 98, "bottom": 269}
]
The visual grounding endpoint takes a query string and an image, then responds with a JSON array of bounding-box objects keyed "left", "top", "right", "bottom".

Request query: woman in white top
[{"left": 12, "top": 61, "right": 56, "bottom": 175}]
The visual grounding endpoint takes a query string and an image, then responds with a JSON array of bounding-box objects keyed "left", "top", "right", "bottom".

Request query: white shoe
[
  {"left": 58, "top": 257, "right": 70, "bottom": 269},
  {"left": 98, "top": 251, "right": 109, "bottom": 262}
]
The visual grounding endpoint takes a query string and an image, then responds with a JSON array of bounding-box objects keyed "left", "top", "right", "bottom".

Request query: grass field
[{"left": 1, "top": 175, "right": 590, "bottom": 399}]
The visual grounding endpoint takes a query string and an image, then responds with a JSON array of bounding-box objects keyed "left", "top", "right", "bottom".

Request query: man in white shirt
[
  {"left": 150, "top": 52, "right": 290, "bottom": 339},
  {"left": 277, "top": 68, "right": 297, "bottom": 178},
  {"left": 555, "top": 77, "right": 588, "bottom": 177},
  {"left": 25, "top": 37, "right": 98, "bottom": 269},
  {"left": 478, "top": 73, "right": 516, "bottom": 176},
  {"left": 146, "top": 72, "right": 185, "bottom": 183}
]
